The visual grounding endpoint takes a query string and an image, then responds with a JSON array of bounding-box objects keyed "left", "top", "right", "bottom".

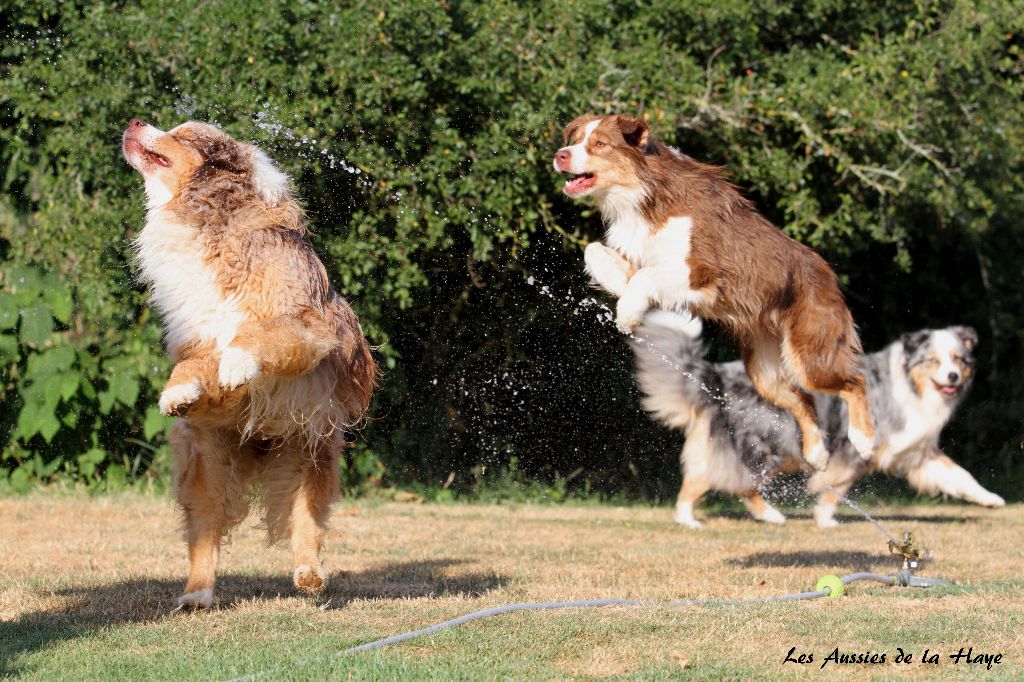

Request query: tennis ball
[{"left": 816, "top": 574, "right": 845, "bottom": 598}]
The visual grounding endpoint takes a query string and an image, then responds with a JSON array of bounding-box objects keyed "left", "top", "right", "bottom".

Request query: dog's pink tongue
[
  {"left": 941, "top": 385, "right": 957, "bottom": 394},
  {"left": 565, "top": 176, "right": 593, "bottom": 193}
]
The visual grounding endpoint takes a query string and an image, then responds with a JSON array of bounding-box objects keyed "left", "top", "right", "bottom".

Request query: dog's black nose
[{"left": 948, "top": 371, "right": 959, "bottom": 383}]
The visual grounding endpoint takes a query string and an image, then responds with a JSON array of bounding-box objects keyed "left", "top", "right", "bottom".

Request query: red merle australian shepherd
[{"left": 554, "top": 114, "right": 874, "bottom": 472}]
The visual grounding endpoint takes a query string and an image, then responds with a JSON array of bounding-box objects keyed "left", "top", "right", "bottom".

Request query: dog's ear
[
  {"left": 900, "top": 330, "right": 929, "bottom": 354},
  {"left": 193, "top": 135, "right": 247, "bottom": 175},
  {"left": 562, "top": 115, "right": 598, "bottom": 145},
  {"left": 248, "top": 145, "right": 291, "bottom": 206},
  {"left": 615, "top": 115, "right": 651, "bottom": 150},
  {"left": 953, "top": 326, "right": 978, "bottom": 351}
]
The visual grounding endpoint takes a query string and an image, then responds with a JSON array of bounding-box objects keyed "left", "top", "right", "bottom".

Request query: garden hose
[{"left": 225, "top": 571, "right": 950, "bottom": 681}]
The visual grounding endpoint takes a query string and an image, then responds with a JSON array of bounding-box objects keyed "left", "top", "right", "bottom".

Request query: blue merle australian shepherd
[{"left": 633, "top": 311, "right": 1004, "bottom": 528}]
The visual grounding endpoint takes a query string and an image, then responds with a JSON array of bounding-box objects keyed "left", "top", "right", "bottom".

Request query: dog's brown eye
[{"left": 594, "top": 141, "right": 606, "bottom": 147}]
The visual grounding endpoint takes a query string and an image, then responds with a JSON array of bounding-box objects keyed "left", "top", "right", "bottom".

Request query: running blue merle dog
[{"left": 632, "top": 311, "right": 1004, "bottom": 528}]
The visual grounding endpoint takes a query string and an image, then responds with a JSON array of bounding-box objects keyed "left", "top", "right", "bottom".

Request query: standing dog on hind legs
[
  {"left": 123, "top": 118, "right": 377, "bottom": 608},
  {"left": 554, "top": 113, "right": 874, "bottom": 471}
]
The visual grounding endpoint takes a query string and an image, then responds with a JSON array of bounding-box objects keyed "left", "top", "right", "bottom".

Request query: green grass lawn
[{"left": 2, "top": 491, "right": 1021, "bottom": 680}]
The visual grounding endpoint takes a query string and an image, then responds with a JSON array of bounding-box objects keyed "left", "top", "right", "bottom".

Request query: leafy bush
[
  {"left": 0, "top": 264, "right": 171, "bottom": 491},
  {"left": 1, "top": 0, "right": 1022, "bottom": 498}
]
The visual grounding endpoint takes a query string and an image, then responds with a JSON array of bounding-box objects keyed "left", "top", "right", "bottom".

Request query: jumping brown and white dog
[
  {"left": 123, "top": 118, "right": 377, "bottom": 608},
  {"left": 554, "top": 114, "right": 874, "bottom": 471},
  {"left": 633, "top": 311, "right": 1004, "bottom": 528}
]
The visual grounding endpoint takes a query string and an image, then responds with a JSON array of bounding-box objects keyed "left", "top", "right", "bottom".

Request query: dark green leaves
[{"left": 1, "top": 0, "right": 1022, "bottom": 496}]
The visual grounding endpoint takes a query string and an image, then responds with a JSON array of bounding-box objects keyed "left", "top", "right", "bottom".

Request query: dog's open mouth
[
  {"left": 563, "top": 173, "right": 596, "bottom": 195},
  {"left": 124, "top": 137, "right": 171, "bottom": 168},
  {"left": 932, "top": 380, "right": 960, "bottom": 396}
]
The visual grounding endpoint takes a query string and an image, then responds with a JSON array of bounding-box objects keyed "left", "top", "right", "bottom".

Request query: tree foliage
[{"left": 1, "top": 0, "right": 1022, "bottom": 497}]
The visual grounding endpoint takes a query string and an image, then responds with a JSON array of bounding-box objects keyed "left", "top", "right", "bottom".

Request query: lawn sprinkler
[
  {"left": 886, "top": 530, "right": 955, "bottom": 588},
  {"left": 813, "top": 529, "right": 955, "bottom": 600}
]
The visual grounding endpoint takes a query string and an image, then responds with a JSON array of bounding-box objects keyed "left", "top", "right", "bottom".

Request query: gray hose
[
  {"left": 224, "top": 572, "right": 902, "bottom": 681},
  {"left": 840, "top": 572, "right": 898, "bottom": 586},
  {"left": 346, "top": 575, "right": 902, "bottom": 654},
  {"left": 346, "top": 590, "right": 832, "bottom": 654}
]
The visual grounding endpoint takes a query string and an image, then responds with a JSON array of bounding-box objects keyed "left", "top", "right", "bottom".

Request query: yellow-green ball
[{"left": 816, "top": 574, "right": 845, "bottom": 598}]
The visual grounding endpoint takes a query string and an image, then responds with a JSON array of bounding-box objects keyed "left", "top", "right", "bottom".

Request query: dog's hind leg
[
  {"left": 782, "top": 305, "right": 875, "bottom": 460},
  {"left": 262, "top": 439, "right": 341, "bottom": 596},
  {"left": 739, "top": 491, "right": 786, "bottom": 525},
  {"left": 674, "top": 470, "right": 713, "bottom": 529},
  {"left": 171, "top": 424, "right": 254, "bottom": 609},
  {"left": 743, "top": 338, "right": 828, "bottom": 471},
  {"left": 906, "top": 449, "right": 1005, "bottom": 508}
]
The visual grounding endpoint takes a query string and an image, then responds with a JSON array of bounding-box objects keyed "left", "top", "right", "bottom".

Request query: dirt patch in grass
[{"left": 1, "top": 492, "right": 1021, "bottom": 680}]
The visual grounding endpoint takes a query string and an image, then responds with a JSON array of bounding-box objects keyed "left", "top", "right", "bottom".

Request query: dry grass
[{"left": 1, "top": 491, "right": 1022, "bottom": 680}]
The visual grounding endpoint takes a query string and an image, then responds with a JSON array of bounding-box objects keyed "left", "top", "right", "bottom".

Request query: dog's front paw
[
  {"left": 754, "top": 505, "right": 787, "bottom": 526},
  {"left": 159, "top": 380, "right": 202, "bottom": 417},
  {"left": 584, "top": 243, "right": 631, "bottom": 297},
  {"left": 583, "top": 242, "right": 611, "bottom": 270},
  {"left": 674, "top": 515, "right": 702, "bottom": 529},
  {"left": 816, "top": 516, "right": 840, "bottom": 529},
  {"left": 293, "top": 564, "right": 329, "bottom": 596},
  {"left": 673, "top": 503, "right": 702, "bottom": 529},
  {"left": 813, "top": 505, "right": 840, "bottom": 528},
  {"left": 175, "top": 588, "right": 213, "bottom": 610},
  {"left": 218, "top": 347, "right": 260, "bottom": 390},
  {"left": 615, "top": 298, "right": 648, "bottom": 334},
  {"left": 972, "top": 491, "right": 1006, "bottom": 508}
]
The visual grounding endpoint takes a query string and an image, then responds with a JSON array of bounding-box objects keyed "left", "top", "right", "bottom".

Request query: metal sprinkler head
[
  {"left": 887, "top": 530, "right": 933, "bottom": 571},
  {"left": 886, "top": 530, "right": 954, "bottom": 588}
]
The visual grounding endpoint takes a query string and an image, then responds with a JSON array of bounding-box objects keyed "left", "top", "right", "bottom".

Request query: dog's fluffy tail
[{"left": 631, "top": 310, "right": 718, "bottom": 432}]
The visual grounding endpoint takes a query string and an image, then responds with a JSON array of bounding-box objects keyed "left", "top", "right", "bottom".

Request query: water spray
[{"left": 819, "top": 484, "right": 955, "bottom": 590}]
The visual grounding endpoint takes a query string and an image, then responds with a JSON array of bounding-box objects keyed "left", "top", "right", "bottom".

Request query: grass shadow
[
  {"left": 865, "top": 512, "right": 976, "bottom": 524},
  {"left": 727, "top": 550, "right": 892, "bottom": 570},
  {"left": 706, "top": 510, "right": 975, "bottom": 525},
  {"left": 1, "top": 559, "right": 505, "bottom": 676}
]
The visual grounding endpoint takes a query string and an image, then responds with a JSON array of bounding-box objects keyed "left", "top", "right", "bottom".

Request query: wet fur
[
  {"left": 124, "top": 119, "right": 377, "bottom": 607},
  {"left": 632, "top": 312, "right": 1003, "bottom": 528}
]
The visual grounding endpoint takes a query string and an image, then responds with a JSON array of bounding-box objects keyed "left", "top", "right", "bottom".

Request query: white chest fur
[
  {"left": 649, "top": 216, "right": 694, "bottom": 268},
  {"left": 601, "top": 189, "right": 651, "bottom": 265},
  {"left": 603, "top": 198, "right": 693, "bottom": 272},
  {"left": 883, "top": 347, "right": 954, "bottom": 461},
  {"left": 134, "top": 212, "right": 246, "bottom": 354}
]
